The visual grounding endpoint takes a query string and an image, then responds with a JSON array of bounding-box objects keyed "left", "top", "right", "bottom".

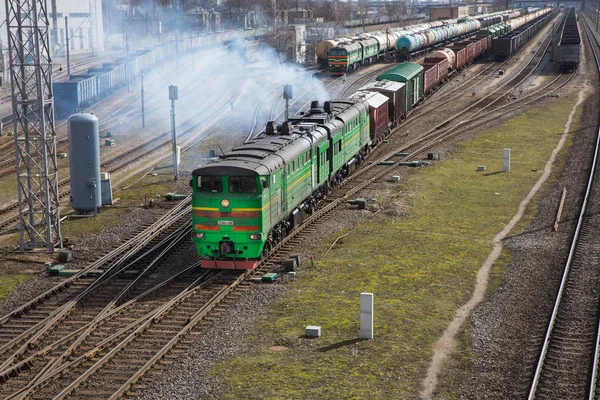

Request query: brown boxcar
[
  {"left": 447, "top": 46, "right": 466, "bottom": 69},
  {"left": 479, "top": 36, "right": 491, "bottom": 53},
  {"left": 466, "top": 36, "right": 489, "bottom": 58},
  {"left": 422, "top": 62, "right": 439, "bottom": 95},
  {"left": 422, "top": 56, "right": 451, "bottom": 95},
  {"left": 468, "top": 39, "right": 482, "bottom": 59},
  {"left": 456, "top": 42, "right": 475, "bottom": 64},
  {"left": 349, "top": 91, "right": 389, "bottom": 144},
  {"left": 359, "top": 80, "right": 407, "bottom": 126},
  {"left": 425, "top": 57, "right": 450, "bottom": 82}
]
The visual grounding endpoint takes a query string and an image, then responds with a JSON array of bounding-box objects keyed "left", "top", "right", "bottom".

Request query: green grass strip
[
  {"left": 212, "top": 98, "right": 578, "bottom": 399},
  {"left": 0, "top": 274, "right": 34, "bottom": 301}
]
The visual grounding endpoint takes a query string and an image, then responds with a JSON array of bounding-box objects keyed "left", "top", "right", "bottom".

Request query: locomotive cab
[{"left": 191, "top": 166, "right": 267, "bottom": 269}]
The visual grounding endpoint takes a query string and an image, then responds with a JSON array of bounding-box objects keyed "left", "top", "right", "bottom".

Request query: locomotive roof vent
[
  {"left": 281, "top": 122, "right": 293, "bottom": 135},
  {"left": 324, "top": 101, "right": 332, "bottom": 114},
  {"left": 310, "top": 100, "right": 324, "bottom": 114},
  {"left": 298, "top": 123, "right": 315, "bottom": 133},
  {"left": 265, "top": 121, "right": 276, "bottom": 135}
]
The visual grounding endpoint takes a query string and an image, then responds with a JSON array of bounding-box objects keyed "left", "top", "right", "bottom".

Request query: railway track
[
  {"left": 0, "top": 199, "right": 243, "bottom": 398},
  {"left": 387, "top": 12, "right": 565, "bottom": 143},
  {"left": 526, "top": 13, "right": 600, "bottom": 400},
  {"left": 0, "top": 42, "right": 247, "bottom": 175}
]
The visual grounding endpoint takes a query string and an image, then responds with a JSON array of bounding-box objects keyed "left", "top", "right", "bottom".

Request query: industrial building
[
  {"left": 429, "top": 6, "right": 470, "bottom": 20},
  {"left": 0, "top": 0, "right": 104, "bottom": 56}
]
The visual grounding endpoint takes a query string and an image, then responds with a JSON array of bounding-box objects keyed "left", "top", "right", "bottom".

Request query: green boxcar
[
  {"left": 477, "top": 26, "right": 497, "bottom": 39},
  {"left": 477, "top": 22, "right": 510, "bottom": 39},
  {"left": 375, "top": 62, "right": 424, "bottom": 111}
]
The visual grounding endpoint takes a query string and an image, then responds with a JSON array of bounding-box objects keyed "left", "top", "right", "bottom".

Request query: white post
[
  {"left": 169, "top": 85, "right": 179, "bottom": 181},
  {"left": 503, "top": 148, "right": 511, "bottom": 172},
  {"left": 360, "top": 292, "right": 373, "bottom": 339}
]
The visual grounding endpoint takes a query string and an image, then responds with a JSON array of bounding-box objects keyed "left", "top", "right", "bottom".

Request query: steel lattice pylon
[{"left": 5, "top": 0, "right": 62, "bottom": 251}]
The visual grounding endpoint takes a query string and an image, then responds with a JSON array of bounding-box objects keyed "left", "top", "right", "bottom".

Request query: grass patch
[
  {"left": 115, "top": 164, "right": 181, "bottom": 205},
  {"left": 60, "top": 207, "right": 130, "bottom": 239},
  {"left": 434, "top": 101, "right": 582, "bottom": 397},
  {"left": 0, "top": 177, "right": 18, "bottom": 207},
  {"left": 212, "top": 97, "right": 580, "bottom": 399},
  {"left": 211, "top": 98, "right": 579, "bottom": 399},
  {"left": 0, "top": 273, "right": 34, "bottom": 299}
]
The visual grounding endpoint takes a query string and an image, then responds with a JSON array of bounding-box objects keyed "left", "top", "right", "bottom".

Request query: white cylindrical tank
[{"left": 430, "top": 49, "right": 456, "bottom": 69}]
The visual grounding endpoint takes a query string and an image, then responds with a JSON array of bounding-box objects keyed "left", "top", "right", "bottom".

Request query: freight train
[
  {"left": 191, "top": 8, "right": 556, "bottom": 270},
  {"left": 556, "top": 8, "right": 580, "bottom": 71},
  {"left": 53, "top": 28, "right": 266, "bottom": 116},
  {"left": 325, "top": 8, "right": 551, "bottom": 74}
]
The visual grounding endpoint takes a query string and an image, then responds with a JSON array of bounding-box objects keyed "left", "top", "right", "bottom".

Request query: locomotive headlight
[
  {"left": 249, "top": 234, "right": 262, "bottom": 240},
  {"left": 221, "top": 199, "right": 230, "bottom": 208},
  {"left": 192, "top": 232, "right": 204, "bottom": 239}
]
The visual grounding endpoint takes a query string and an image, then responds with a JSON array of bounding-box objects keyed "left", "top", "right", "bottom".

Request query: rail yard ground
[
  {"left": 133, "top": 70, "right": 589, "bottom": 398},
  {"left": 0, "top": 16, "right": 593, "bottom": 400},
  {"left": 197, "top": 99, "right": 585, "bottom": 399}
]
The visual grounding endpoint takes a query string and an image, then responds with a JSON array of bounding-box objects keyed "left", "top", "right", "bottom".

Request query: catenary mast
[{"left": 5, "top": 0, "right": 62, "bottom": 251}]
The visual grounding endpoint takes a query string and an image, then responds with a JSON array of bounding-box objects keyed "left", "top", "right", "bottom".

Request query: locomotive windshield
[
  {"left": 196, "top": 176, "right": 223, "bottom": 193},
  {"left": 228, "top": 176, "right": 258, "bottom": 193},
  {"left": 329, "top": 48, "right": 346, "bottom": 56}
]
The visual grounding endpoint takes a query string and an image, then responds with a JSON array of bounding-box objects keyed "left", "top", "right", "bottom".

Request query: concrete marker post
[
  {"left": 504, "top": 148, "right": 511, "bottom": 172},
  {"left": 360, "top": 292, "right": 373, "bottom": 339}
]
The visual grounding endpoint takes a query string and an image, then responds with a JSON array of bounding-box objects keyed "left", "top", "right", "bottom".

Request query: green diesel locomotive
[{"left": 191, "top": 99, "right": 370, "bottom": 269}]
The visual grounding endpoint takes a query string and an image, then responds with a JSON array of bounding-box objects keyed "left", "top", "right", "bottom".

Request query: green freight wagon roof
[
  {"left": 376, "top": 62, "right": 423, "bottom": 82},
  {"left": 478, "top": 27, "right": 496, "bottom": 35}
]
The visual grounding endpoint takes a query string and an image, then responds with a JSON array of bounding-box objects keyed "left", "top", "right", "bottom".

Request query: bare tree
[
  {"left": 265, "top": 28, "right": 293, "bottom": 57},
  {"left": 224, "top": 0, "right": 258, "bottom": 12},
  {"left": 384, "top": 1, "right": 405, "bottom": 21},
  {"left": 289, "top": 0, "right": 306, "bottom": 11},
  {"left": 326, "top": 0, "right": 349, "bottom": 25},
  {"left": 357, "top": 0, "right": 368, "bottom": 25}
]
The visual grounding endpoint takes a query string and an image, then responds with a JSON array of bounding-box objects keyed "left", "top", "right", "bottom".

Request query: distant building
[
  {"left": 53, "top": 0, "right": 105, "bottom": 55},
  {"left": 0, "top": 0, "right": 103, "bottom": 85},
  {"left": 429, "top": 6, "right": 469, "bottom": 20},
  {"left": 221, "top": 10, "right": 260, "bottom": 30},
  {"left": 287, "top": 8, "right": 314, "bottom": 23},
  {"left": 0, "top": 0, "right": 104, "bottom": 56},
  {"left": 185, "top": 7, "right": 222, "bottom": 33},
  {"left": 278, "top": 25, "right": 307, "bottom": 64}
]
